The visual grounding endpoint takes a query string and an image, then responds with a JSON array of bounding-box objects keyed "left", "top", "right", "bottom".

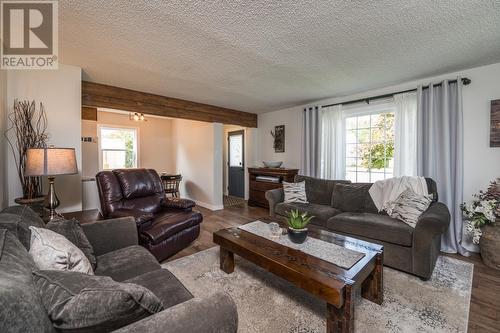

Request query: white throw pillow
[
  {"left": 283, "top": 181, "right": 308, "bottom": 203},
  {"left": 384, "top": 189, "right": 433, "bottom": 228},
  {"left": 29, "top": 226, "right": 94, "bottom": 274}
]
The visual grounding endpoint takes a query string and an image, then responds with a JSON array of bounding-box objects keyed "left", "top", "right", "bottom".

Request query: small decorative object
[
  {"left": 5, "top": 100, "right": 49, "bottom": 214},
  {"left": 270, "top": 125, "right": 285, "bottom": 153},
  {"left": 263, "top": 161, "right": 283, "bottom": 168},
  {"left": 461, "top": 178, "right": 500, "bottom": 269},
  {"left": 286, "top": 209, "right": 314, "bottom": 244},
  {"left": 25, "top": 147, "right": 78, "bottom": 221},
  {"left": 268, "top": 222, "right": 282, "bottom": 238},
  {"left": 491, "top": 100, "right": 500, "bottom": 147}
]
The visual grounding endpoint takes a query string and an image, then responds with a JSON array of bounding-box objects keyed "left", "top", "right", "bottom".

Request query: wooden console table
[{"left": 247, "top": 167, "right": 299, "bottom": 208}]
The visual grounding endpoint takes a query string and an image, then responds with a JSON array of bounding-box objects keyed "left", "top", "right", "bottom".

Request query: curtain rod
[{"left": 321, "top": 77, "right": 471, "bottom": 109}]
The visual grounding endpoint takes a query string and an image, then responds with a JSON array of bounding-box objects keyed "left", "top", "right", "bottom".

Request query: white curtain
[
  {"left": 319, "top": 105, "right": 344, "bottom": 179},
  {"left": 393, "top": 91, "right": 418, "bottom": 176}
]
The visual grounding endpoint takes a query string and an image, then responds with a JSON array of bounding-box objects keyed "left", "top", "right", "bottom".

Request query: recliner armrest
[
  {"left": 81, "top": 217, "right": 138, "bottom": 256},
  {"left": 265, "top": 188, "right": 284, "bottom": 217},
  {"left": 109, "top": 209, "right": 155, "bottom": 227},
  {"left": 113, "top": 292, "right": 238, "bottom": 333},
  {"left": 161, "top": 198, "right": 196, "bottom": 211}
]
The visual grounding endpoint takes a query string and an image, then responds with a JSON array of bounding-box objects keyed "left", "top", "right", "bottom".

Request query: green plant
[{"left": 286, "top": 209, "right": 314, "bottom": 229}]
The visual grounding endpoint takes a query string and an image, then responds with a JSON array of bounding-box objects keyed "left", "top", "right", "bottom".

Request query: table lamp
[{"left": 25, "top": 147, "right": 78, "bottom": 221}]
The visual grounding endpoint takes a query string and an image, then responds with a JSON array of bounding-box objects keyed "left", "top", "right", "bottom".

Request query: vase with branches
[{"left": 5, "top": 100, "right": 49, "bottom": 201}]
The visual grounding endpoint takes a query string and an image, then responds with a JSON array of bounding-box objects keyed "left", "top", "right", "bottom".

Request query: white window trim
[
  {"left": 97, "top": 124, "right": 140, "bottom": 171},
  {"left": 341, "top": 101, "right": 396, "bottom": 182}
]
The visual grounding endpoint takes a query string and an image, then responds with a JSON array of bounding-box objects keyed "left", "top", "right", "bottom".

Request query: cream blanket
[{"left": 369, "top": 176, "right": 428, "bottom": 212}]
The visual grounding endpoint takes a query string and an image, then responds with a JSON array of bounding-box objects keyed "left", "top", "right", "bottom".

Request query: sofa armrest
[
  {"left": 114, "top": 292, "right": 238, "bottom": 333},
  {"left": 265, "top": 188, "right": 284, "bottom": 217},
  {"left": 161, "top": 197, "right": 195, "bottom": 211},
  {"left": 109, "top": 209, "right": 155, "bottom": 227},
  {"left": 414, "top": 202, "right": 451, "bottom": 237},
  {"left": 81, "top": 217, "right": 138, "bottom": 256}
]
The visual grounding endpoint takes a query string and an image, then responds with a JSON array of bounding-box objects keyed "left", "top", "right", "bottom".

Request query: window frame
[
  {"left": 97, "top": 124, "right": 140, "bottom": 171},
  {"left": 341, "top": 100, "right": 395, "bottom": 183}
]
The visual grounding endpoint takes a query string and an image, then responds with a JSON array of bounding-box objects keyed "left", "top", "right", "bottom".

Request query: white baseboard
[{"left": 192, "top": 200, "right": 224, "bottom": 211}]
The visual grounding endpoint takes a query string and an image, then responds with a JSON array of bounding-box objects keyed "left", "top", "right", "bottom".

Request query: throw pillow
[
  {"left": 384, "top": 189, "right": 433, "bottom": 228},
  {"left": 47, "top": 218, "right": 97, "bottom": 270},
  {"left": 33, "top": 270, "right": 164, "bottom": 332},
  {"left": 29, "top": 226, "right": 94, "bottom": 274},
  {"left": 283, "top": 181, "right": 308, "bottom": 203}
]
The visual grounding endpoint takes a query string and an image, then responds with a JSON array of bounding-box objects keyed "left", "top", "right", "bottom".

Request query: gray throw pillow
[
  {"left": 29, "top": 226, "right": 94, "bottom": 274},
  {"left": 33, "top": 270, "right": 164, "bottom": 333},
  {"left": 283, "top": 181, "right": 308, "bottom": 203},
  {"left": 384, "top": 189, "right": 433, "bottom": 228},
  {"left": 47, "top": 218, "right": 97, "bottom": 270}
]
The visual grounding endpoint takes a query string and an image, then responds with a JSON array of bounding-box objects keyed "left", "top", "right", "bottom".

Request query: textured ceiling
[{"left": 59, "top": 1, "right": 500, "bottom": 113}]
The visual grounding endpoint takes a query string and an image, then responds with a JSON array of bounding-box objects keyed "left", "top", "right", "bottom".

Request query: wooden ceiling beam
[{"left": 82, "top": 81, "right": 257, "bottom": 128}]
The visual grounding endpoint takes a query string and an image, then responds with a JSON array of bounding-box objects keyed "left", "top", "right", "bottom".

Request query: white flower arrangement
[{"left": 461, "top": 179, "right": 499, "bottom": 244}]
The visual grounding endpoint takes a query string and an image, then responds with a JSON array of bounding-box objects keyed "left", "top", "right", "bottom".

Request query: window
[
  {"left": 345, "top": 112, "right": 394, "bottom": 182},
  {"left": 99, "top": 126, "right": 138, "bottom": 170}
]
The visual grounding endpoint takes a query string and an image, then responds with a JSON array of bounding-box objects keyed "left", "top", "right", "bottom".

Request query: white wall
[
  {"left": 0, "top": 70, "right": 7, "bottom": 209},
  {"left": 6, "top": 64, "right": 82, "bottom": 212},
  {"left": 171, "top": 119, "right": 224, "bottom": 210},
  {"left": 257, "top": 61, "right": 500, "bottom": 201}
]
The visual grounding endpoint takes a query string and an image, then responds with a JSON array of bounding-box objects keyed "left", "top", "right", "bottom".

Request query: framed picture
[
  {"left": 491, "top": 99, "right": 500, "bottom": 147},
  {"left": 272, "top": 125, "right": 285, "bottom": 153}
]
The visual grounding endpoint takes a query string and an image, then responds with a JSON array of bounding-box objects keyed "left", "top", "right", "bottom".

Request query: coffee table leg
[
  {"left": 220, "top": 247, "right": 234, "bottom": 274},
  {"left": 361, "top": 251, "right": 383, "bottom": 305},
  {"left": 327, "top": 286, "right": 354, "bottom": 333}
]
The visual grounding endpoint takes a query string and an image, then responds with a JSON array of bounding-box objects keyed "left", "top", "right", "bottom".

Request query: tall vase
[{"left": 480, "top": 221, "right": 500, "bottom": 270}]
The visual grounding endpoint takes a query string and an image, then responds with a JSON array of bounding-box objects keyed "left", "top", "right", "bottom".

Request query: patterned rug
[
  {"left": 223, "top": 195, "right": 246, "bottom": 207},
  {"left": 163, "top": 247, "right": 474, "bottom": 333}
]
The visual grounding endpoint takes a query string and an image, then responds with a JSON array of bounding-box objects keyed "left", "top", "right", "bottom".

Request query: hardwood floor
[
  {"left": 66, "top": 203, "right": 500, "bottom": 332},
  {"left": 169, "top": 203, "right": 500, "bottom": 333}
]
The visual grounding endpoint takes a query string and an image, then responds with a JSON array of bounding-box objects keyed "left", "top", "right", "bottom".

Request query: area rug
[
  {"left": 223, "top": 195, "right": 246, "bottom": 207},
  {"left": 163, "top": 247, "right": 473, "bottom": 333}
]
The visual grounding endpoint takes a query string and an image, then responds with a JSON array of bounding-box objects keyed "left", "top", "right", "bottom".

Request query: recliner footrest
[{"left": 140, "top": 211, "right": 203, "bottom": 245}]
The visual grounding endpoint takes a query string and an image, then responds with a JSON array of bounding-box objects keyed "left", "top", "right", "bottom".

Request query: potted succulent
[
  {"left": 461, "top": 178, "right": 500, "bottom": 270},
  {"left": 286, "top": 209, "right": 314, "bottom": 244}
]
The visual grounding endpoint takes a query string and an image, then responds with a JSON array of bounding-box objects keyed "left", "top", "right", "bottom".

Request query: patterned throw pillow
[
  {"left": 29, "top": 227, "right": 94, "bottom": 274},
  {"left": 283, "top": 181, "right": 308, "bottom": 203},
  {"left": 384, "top": 189, "right": 433, "bottom": 228}
]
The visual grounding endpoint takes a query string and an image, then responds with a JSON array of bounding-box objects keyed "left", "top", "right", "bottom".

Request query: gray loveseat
[
  {"left": 266, "top": 175, "right": 450, "bottom": 279},
  {"left": 0, "top": 206, "right": 238, "bottom": 333}
]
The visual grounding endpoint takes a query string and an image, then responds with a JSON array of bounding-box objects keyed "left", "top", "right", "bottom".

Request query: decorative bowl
[{"left": 263, "top": 161, "right": 283, "bottom": 168}]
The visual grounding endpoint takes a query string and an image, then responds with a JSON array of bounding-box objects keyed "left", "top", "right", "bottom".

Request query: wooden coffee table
[{"left": 213, "top": 218, "right": 383, "bottom": 333}]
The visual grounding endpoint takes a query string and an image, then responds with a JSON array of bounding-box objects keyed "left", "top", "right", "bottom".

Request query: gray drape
[
  {"left": 301, "top": 106, "right": 321, "bottom": 177},
  {"left": 417, "top": 79, "right": 469, "bottom": 255}
]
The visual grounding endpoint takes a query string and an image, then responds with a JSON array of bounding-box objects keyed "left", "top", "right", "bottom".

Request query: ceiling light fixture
[{"left": 130, "top": 112, "right": 146, "bottom": 122}]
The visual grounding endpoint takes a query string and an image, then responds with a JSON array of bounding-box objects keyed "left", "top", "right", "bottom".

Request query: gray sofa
[
  {"left": 0, "top": 206, "right": 238, "bottom": 333},
  {"left": 266, "top": 175, "right": 450, "bottom": 279}
]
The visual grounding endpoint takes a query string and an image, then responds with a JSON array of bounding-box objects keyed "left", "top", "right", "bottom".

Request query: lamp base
[{"left": 44, "top": 176, "right": 63, "bottom": 222}]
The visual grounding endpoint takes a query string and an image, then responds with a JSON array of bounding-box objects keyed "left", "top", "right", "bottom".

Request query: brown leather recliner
[{"left": 95, "top": 168, "right": 203, "bottom": 262}]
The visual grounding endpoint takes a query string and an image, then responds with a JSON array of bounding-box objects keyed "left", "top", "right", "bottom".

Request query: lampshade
[{"left": 25, "top": 148, "right": 78, "bottom": 177}]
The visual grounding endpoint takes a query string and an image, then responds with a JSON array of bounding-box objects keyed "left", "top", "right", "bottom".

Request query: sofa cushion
[
  {"left": 33, "top": 270, "right": 164, "bottom": 333},
  {"left": 140, "top": 210, "right": 203, "bottom": 245},
  {"left": 331, "top": 183, "right": 378, "bottom": 213},
  {"left": 125, "top": 269, "right": 193, "bottom": 308},
  {"left": 295, "top": 175, "right": 350, "bottom": 206},
  {"left": 0, "top": 206, "right": 46, "bottom": 249},
  {"left": 29, "top": 226, "right": 94, "bottom": 274},
  {"left": 327, "top": 213, "right": 414, "bottom": 246},
  {"left": 0, "top": 229, "right": 55, "bottom": 333},
  {"left": 47, "top": 218, "right": 97, "bottom": 269},
  {"left": 95, "top": 245, "right": 161, "bottom": 281},
  {"left": 275, "top": 202, "right": 342, "bottom": 228}
]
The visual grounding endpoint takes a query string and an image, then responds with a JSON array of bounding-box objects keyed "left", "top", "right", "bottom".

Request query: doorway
[{"left": 227, "top": 130, "right": 245, "bottom": 198}]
